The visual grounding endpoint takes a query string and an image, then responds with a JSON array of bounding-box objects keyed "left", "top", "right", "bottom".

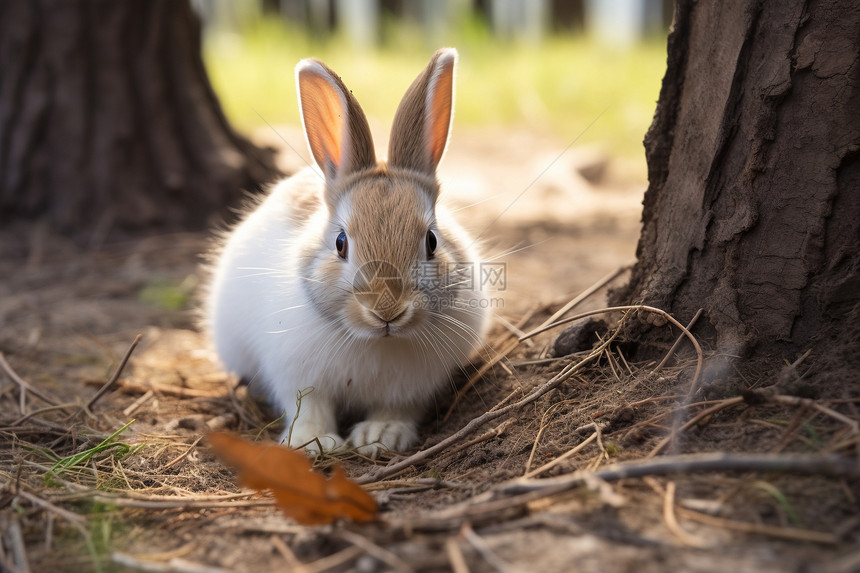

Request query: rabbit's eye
[
  {"left": 336, "top": 230, "right": 348, "bottom": 259},
  {"left": 426, "top": 230, "right": 437, "bottom": 259}
]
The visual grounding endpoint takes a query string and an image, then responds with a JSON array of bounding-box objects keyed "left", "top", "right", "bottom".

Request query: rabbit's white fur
[{"left": 206, "top": 49, "right": 489, "bottom": 457}]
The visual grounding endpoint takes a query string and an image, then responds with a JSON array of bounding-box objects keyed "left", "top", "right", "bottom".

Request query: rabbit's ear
[
  {"left": 296, "top": 59, "right": 376, "bottom": 183},
  {"left": 388, "top": 48, "right": 457, "bottom": 176}
]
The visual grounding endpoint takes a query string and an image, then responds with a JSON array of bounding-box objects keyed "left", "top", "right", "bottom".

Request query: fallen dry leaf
[{"left": 208, "top": 432, "right": 377, "bottom": 524}]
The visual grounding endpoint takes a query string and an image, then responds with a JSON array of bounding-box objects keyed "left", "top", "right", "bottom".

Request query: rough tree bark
[
  {"left": 609, "top": 0, "right": 860, "bottom": 379},
  {"left": 0, "top": 0, "right": 281, "bottom": 241}
]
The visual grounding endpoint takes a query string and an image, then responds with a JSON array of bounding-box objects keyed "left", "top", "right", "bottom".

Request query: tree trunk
[
  {"left": 0, "top": 0, "right": 281, "bottom": 241},
  {"left": 609, "top": 0, "right": 860, "bottom": 380}
]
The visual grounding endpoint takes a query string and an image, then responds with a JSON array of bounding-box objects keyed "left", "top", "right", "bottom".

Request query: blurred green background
[{"left": 199, "top": 0, "right": 669, "bottom": 160}]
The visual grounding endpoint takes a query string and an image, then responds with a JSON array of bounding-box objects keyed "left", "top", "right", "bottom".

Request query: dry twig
[
  {"left": 86, "top": 334, "right": 142, "bottom": 410},
  {"left": 649, "top": 389, "right": 860, "bottom": 458},
  {"left": 443, "top": 338, "right": 520, "bottom": 423},
  {"left": 677, "top": 506, "right": 838, "bottom": 544},
  {"left": 394, "top": 453, "right": 859, "bottom": 532},
  {"left": 160, "top": 436, "right": 205, "bottom": 471},
  {"left": 111, "top": 554, "right": 231, "bottom": 573},
  {"left": 123, "top": 390, "right": 155, "bottom": 417},
  {"left": 82, "top": 378, "right": 223, "bottom": 399},
  {"left": 338, "top": 529, "right": 414, "bottom": 573},
  {"left": 444, "top": 268, "right": 625, "bottom": 422},
  {"left": 647, "top": 478, "right": 710, "bottom": 548},
  {"left": 539, "top": 266, "right": 629, "bottom": 330},
  {"left": 523, "top": 401, "right": 583, "bottom": 474},
  {"left": 461, "top": 523, "right": 509, "bottom": 573},
  {"left": 523, "top": 430, "right": 597, "bottom": 479},
  {"left": 1, "top": 517, "right": 30, "bottom": 573},
  {"left": 301, "top": 546, "right": 364, "bottom": 573},
  {"left": 444, "top": 536, "right": 470, "bottom": 573},
  {"left": 653, "top": 309, "right": 703, "bottom": 374},
  {"left": 519, "top": 304, "right": 703, "bottom": 396},
  {"left": 773, "top": 395, "right": 859, "bottom": 434},
  {"left": 357, "top": 322, "right": 625, "bottom": 484},
  {"left": 270, "top": 535, "right": 306, "bottom": 571},
  {"left": 443, "top": 305, "right": 541, "bottom": 422},
  {"left": 0, "top": 353, "right": 58, "bottom": 411},
  {"left": 14, "top": 490, "right": 86, "bottom": 528},
  {"left": 648, "top": 397, "right": 745, "bottom": 457}
]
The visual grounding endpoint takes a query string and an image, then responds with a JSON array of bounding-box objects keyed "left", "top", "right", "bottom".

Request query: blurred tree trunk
[
  {"left": 609, "top": 0, "right": 860, "bottom": 383},
  {"left": 0, "top": 0, "right": 280, "bottom": 242}
]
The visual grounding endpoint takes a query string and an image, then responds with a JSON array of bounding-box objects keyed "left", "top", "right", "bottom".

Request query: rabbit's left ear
[
  {"left": 296, "top": 58, "right": 376, "bottom": 184},
  {"left": 388, "top": 48, "right": 457, "bottom": 176}
]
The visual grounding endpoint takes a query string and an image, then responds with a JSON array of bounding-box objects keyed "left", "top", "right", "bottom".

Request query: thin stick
[
  {"left": 495, "top": 315, "right": 529, "bottom": 340},
  {"left": 338, "top": 529, "right": 414, "bottom": 573},
  {"left": 444, "top": 271, "right": 621, "bottom": 423},
  {"left": 16, "top": 490, "right": 86, "bottom": 527},
  {"left": 302, "top": 546, "right": 364, "bottom": 573},
  {"left": 523, "top": 402, "right": 581, "bottom": 474},
  {"left": 441, "top": 306, "right": 539, "bottom": 423},
  {"left": 523, "top": 431, "right": 597, "bottom": 479},
  {"left": 519, "top": 304, "right": 704, "bottom": 397},
  {"left": 86, "top": 495, "right": 274, "bottom": 510},
  {"left": 774, "top": 395, "right": 859, "bottom": 433},
  {"left": 391, "top": 453, "right": 860, "bottom": 534},
  {"left": 444, "top": 537, "right": 471, "bottom": 573},
  {"left": 111, "top": 554, "right": 231, "bottom": 573},
  {"left": 87, "top": 334, "right": 142, "bottom": 410},
  {"left": 653, "top": 309, "right": 703, "bottom": 374},
  {"left": 594, "top": 421, "right": 607, "bottom": 462},
  {"left": 270, "top": 535, "right": 306, "bottom": 572},
  {"left": 363, "top": 477, "right": 462, "bottom": 492},
  {"left": 443, "top": 338, "right": 520, "bottom": 423},
  {"left": 60, "top": 490, "right": 256, "bottom": 503},
  {"left": 123, "top": 390, "right": 155, "bottom": 417},
  {"left": 161, "top": 436, "right": 205, "bottom": 471},
  {"left": 357, "top": 325, "right": 623, "bottom": 485},
  {"left": 677, "top": 505, "right": 838, "bottom": 544},
  {"left": 461, "top": 523, "right": 509, "bottom": 573},
  {"left": 16, "top": 489, "right": 97, "bottom": 568},
  {"left": 616, "top": 397, "right": 736, "bottom": 438},
  {"left": 650, "top": 392, "right": 860, "bottom": 458},
  {"left": 0, "top": 352, "right": 58, "bottom": 408},
  {"left": 3, "top": 518, "right": 30, "bottom": 573},
  {"left": 11, "top": 403, "right": 77, "bottom": 426},
  {"left": 770, "top": 408, "right": 810, "bottom": 454},
  {"left": 84, "top": 378, "right": 221, "bottom": 399},
  {"left": 44, "top": 513, "right": 54, "bottom": 553},
  {"left": 113, "top": 543, "right": 197, "bottom": 563},
  {"left": 616, "top": 347, "right": 635, "bottom": 377},
  {"left": 604, "top": 343, "right": 622, "bottom": 382},
  {"left": 648, "top": 397, "right": 745, "bottom": 457},
  {"left": 446, "top": 419, "right": 515, "bottom": 456},
  {"left": 661, "top": 480, "right": 710, "bottom": 547},
  {"left": 539, "top": 266, "right": 629, "bottom": 330},
  {"left": 510, "top": 352, "right": 588, "bottom": 367},
  {"left": 790, "top": 349, "right": 813, "bottom": 368},
  {"left": 498, "top": 453, "right": 860, "bottom": 497}
]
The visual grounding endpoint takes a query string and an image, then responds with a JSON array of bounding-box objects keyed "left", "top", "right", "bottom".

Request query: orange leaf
[{"left": 208, "top": 432, "right": 377, "bottom": 525}]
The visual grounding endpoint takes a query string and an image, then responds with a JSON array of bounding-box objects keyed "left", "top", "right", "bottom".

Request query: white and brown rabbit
[{"left": 205, "top": 48, "right": 489, "bottom": 457}]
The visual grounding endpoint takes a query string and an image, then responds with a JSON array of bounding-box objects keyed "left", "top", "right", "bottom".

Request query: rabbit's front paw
[
  {"left": 349, "top": 420, "right": 418, "bottom": 459},
  {"left": 281, "top": 426, "right": 345, "bottom": 457}
]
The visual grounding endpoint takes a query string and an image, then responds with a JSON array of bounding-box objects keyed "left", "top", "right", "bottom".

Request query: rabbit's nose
[{"left": 371, "top": 304, "right": 407, "bottom": 324}]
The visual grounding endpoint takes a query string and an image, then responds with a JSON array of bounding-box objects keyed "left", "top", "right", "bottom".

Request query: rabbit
[{"left": 205, "top": 48, "right": 490, "bottom": 458}]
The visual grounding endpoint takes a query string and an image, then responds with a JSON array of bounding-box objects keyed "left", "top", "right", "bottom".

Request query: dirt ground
[{"left": 1, "top": 127, "right": 858, "bottom": 572}]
